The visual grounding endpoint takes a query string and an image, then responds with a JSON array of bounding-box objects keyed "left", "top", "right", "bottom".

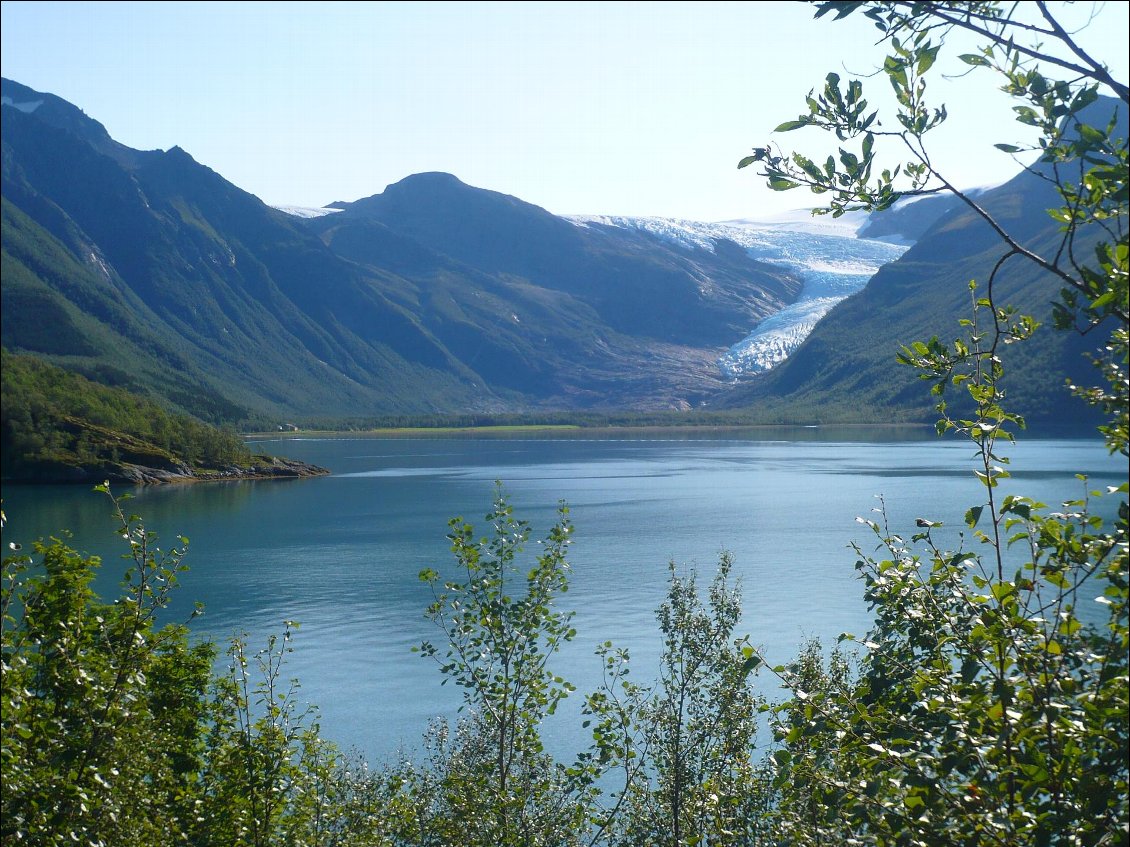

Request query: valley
[{"left": 2, "top": 77, "right": 1119, "bottom": 460}]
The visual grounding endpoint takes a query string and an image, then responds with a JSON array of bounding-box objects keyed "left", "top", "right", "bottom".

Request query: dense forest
[{"left": 0, "top": 351, "right": 324, "bottom": 482}]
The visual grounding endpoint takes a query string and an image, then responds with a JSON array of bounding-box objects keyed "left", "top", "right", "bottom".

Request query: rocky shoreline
[
  {"left": 118, "top": 455, "right": 331, "bottom": 485},
  {"left": 4, "top": 456, "right": 330, "bottom": 486}
]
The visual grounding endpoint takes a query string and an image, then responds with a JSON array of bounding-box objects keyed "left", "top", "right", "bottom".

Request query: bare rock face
[
  {"left": 187, "top": 457, "right": 332, "bottom": 482},
  {"left": 113, "top": 462, "right": 195, "bottom": 485},
  {"left": 10, "top": 456, "right": 329, "bottom": 486}
]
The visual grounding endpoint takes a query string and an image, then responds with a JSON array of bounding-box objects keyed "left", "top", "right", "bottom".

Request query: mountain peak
[
  {"left": 340, "top": 170, "right": 555, "bottom": 225},
  {"left": 391, "top": 171, "right": 465, "bottom": 188},
  {"left": 2, "top": 77, "right": 112, "bottom": 144},
  {"left": 1, "top": 77, "right": 152, "bottom": 168}
]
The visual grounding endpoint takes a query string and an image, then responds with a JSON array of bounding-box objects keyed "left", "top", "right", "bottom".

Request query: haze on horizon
[{"left": 2, "top": 0, "right": 1127, "bottom": 222}]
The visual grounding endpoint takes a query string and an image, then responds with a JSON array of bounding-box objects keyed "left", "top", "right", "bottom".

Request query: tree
[
  {"left": 741, "top": 2, "right": 1128, "bottom": 843},
  {"left": 1, "top": 487, "right": 212, "bottom": 845},
  {"left": 407, "top": 485, "right": 601, "bottom": 846},
  {"left": 197, "top": 622, "right": 342, "bottom": 847},
  {"left": 1, "top": 487, "right": 366, "bottom": 846},
  {"left": 611, "top": 555, "right": 770, "bottom": 847}
]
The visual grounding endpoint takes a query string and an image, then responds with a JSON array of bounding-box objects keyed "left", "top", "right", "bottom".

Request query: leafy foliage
[
  {"left": 611, "top": 556, "right": 769, "bottom": 847},
  {"left": 740, "top": 2, "right": 1129, "bottom": 844},
  {"left": 1, "top": 489, "right": 391, "bottom": 846},
  {"left": 1, "top": 487, "right": 212, "bottom": 844},
  {"left": 403, "top": 487, "right": 602, "bottom": 846}
]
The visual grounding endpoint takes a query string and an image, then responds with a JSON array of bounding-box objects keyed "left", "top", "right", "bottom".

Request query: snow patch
[
  {"left": 568, "top": 215, "right": 722, "bottom": 252},
  {"left": 1, "top": 96, "right": 43, "bottom": 113},
  {"left": 87, "top": 251, "right": 113, "bottom": 281},
  {"left": 721, "top": 208, "right": 872, "bottom": 238}
]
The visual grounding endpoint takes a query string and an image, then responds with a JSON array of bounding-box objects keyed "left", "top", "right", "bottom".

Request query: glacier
[
  {"left": 568, "top": 214, "right": 907, "bottom": 376},
  {"left": 272, "top": 204, "right": 343, "bottom": 219}
]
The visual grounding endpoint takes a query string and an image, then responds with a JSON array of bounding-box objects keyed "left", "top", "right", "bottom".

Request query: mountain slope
[
  {"left": 2, "top": 79, "right": 805, "bottom": 418},
  {"left": 715, "top": 141, "right": 1118, "bottom": 425},
  {"left": 324, "top": 173, "right": 801, "bottom": 348},
  {"left": 2, "top": 80, "right": 489, "bottom": 421},
  {"left": 302, "top": 173, "right": 807, "bottom": 409}
]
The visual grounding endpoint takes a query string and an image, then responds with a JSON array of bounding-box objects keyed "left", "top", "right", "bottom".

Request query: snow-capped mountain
[{"left": 568, "top": 215, "right": 907, "bottom": 376}]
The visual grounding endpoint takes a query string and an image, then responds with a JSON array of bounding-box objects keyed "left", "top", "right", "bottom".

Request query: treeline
[
  {"left": 1, "top": 350, "right": 252, "bottom": 479},
  {"left": 284, "top": 403, "right": 930, "bottom": 433}
]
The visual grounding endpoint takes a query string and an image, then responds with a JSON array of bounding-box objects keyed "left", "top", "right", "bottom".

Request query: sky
[{"left": 2, "top": 1, "right": 1127, "bottom": 222}]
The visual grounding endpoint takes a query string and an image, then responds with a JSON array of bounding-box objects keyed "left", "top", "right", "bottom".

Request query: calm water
[{"left": 2, "top": 429, "right": 1123, "bottom": 764}]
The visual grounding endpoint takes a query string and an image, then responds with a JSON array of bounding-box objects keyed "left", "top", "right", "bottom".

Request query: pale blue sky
[{"left": 2, "top": 1, "right": 1127, "bottom": 221}]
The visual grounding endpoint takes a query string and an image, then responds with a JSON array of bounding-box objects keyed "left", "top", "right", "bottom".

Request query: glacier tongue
[
  {"left": 719, "top": 295, "right": 843, "bottom": 376},
  {"left": 567, "top": 214, "right": 907, "bottom": 376}
]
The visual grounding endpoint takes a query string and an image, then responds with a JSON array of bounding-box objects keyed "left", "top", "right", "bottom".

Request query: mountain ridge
[
  {"left": 1, "top": 78, "right": 807, "bottom": 421},
  {"left": 3, "top": 76, "right": 1108, "bottom": 430}
]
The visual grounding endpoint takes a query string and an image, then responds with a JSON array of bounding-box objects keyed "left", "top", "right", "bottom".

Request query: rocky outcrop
[
  {"left": 184, "top": 456, "right": 331, "bottom": 483},
  {"left": 6, "top": 453, "right": 329, "bottom": 486}
]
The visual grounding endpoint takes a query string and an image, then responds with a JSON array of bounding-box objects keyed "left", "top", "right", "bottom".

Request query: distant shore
[{"left": 244, "top": 422, "right": 935, "bottom": 440}]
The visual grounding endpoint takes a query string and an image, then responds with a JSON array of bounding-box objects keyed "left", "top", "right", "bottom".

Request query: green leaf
[
  {"left": 916, "top": 45, "right": 939, "bottom": 75},
  {"left": 991, "top": 582, "right": 1016, "bottom": 601},
  {"left": 959, "top": 53, "right": 991, "bottom": 67},
  {"left": 774, "top": 119, "right": 810, "bottom": 132},
  {"left": 740, "top": 654, "right": 762, "bottom": 677}
]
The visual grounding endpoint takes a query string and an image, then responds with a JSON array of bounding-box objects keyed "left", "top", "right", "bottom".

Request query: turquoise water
[{"left": 2, "top": 429, "right": 1122, "bottom": 764}]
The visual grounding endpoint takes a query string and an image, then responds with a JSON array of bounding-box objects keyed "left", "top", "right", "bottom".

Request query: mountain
[
  {"left": 713, "top": 101, "right": 1126, "bottom": 425},
  {"left": 6, "top": 76, "right": 1105, "bottom": 430},
  {"left": 1, "top": 79, "right": 803, "bottom": 420},
  {"left": 1, "top": 79, "right": 484, "bottom": 423},
  {"left": 856, "top": 194, "right": 969, "bottom": 245},
  {"left": 301, "top": 173, "right": 812, "bottom": 407}
]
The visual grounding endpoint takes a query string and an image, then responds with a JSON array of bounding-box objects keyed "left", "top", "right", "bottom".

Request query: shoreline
[
  {"left": 244, "top": 422, "right": 935, "bottom": 440},
  {"left": 2, "top": 456, "right": 331, "bottom": 486}
]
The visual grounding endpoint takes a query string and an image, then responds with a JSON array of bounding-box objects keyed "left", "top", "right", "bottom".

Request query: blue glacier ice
[{"left": 568, "top": 214, "right": 907, "bottom": 376}]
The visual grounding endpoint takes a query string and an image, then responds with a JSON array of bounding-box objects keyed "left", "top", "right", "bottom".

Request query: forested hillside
[{"left": 1, "top": 352, "right": 324, "bottom": 482}]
